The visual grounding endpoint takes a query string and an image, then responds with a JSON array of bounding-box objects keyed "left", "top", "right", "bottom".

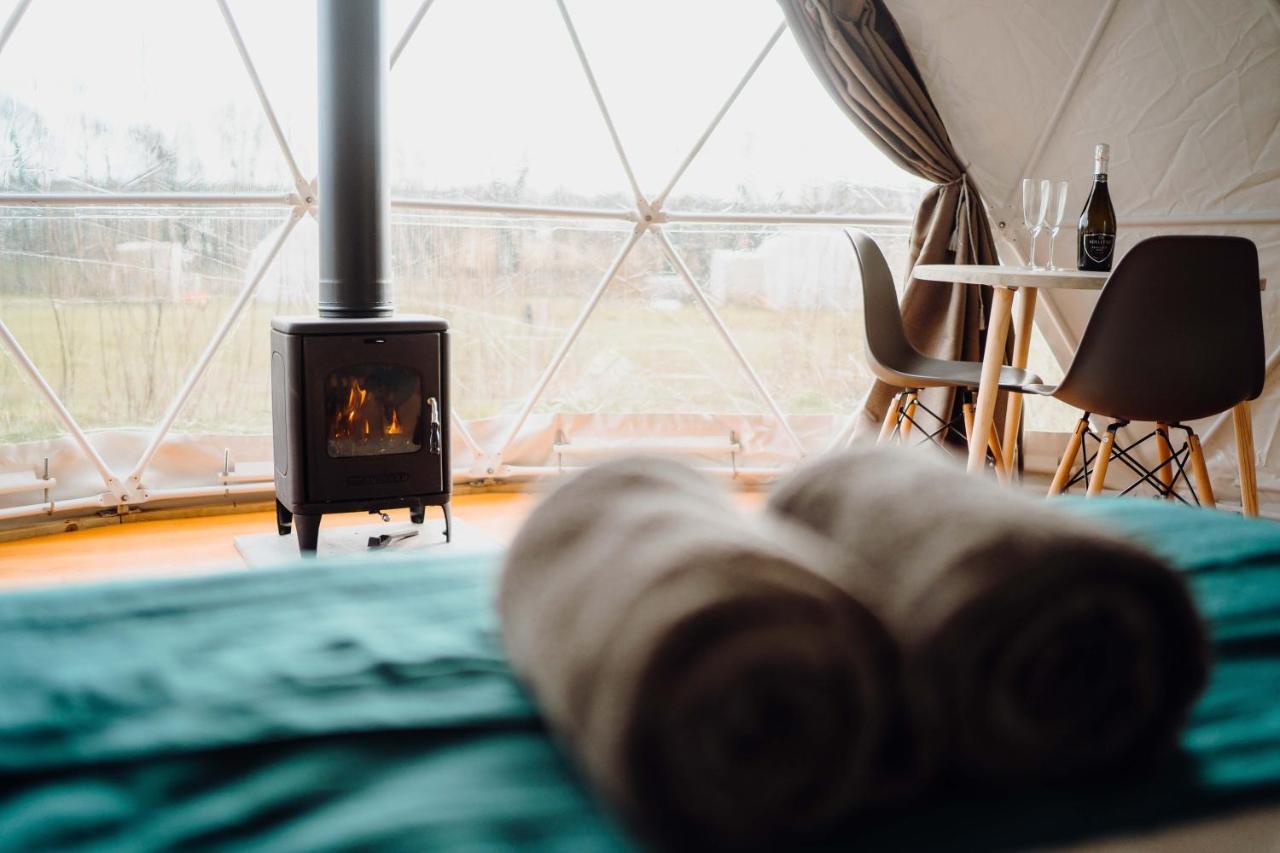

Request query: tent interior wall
[
  {"left": 892, "top": 0, "right": 1280, "bottom": 510},
  {"left": 0, "top": 0, "right": 1277, "bottom": 529}
]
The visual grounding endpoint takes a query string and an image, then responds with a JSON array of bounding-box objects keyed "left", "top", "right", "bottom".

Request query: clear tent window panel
[
  {"left": 173, "top": 213, "right": 318, "bottom": 436},
  {"left": 530, "top": 234, "right": 769, "bottom": 418},
  {"left": 0, "top": 0, "right": 1037, "bottom": 522},
  {"left": 559, "top": 0, "right": 785, "bottom": 197},
  {"left": 0, "top": 205, "right": 293, "bottom": 436},
  {"left": 662, "top": 223, "right": 919, "bottom": 416},
  {"left": 391, "top": 212, "right": 639, "bottom": 421},
  {"left": 662, "top": 27, "right": 931, "bottom": 216},
  {"left": 213, "top": 0, "right": 320, "bottom": 182},
  {"left": 389, "top": 0, "right": 631, "bottom": 207},
  {"left": 0, "top": 0, "right": 295, "bottom": 193}
]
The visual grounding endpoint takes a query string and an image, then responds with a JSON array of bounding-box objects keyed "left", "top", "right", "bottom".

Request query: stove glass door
[{"left": 324, "top": 362, "right": 423, "bottom": 457}]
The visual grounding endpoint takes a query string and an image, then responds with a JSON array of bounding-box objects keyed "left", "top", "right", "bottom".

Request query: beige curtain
[{"left": 779, "top": 0, "right": 1001, "bottom": 438}]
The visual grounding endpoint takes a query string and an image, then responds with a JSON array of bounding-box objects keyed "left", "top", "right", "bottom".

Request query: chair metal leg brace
[
  {"left": 899, "top": 396, "right": 971, "bottom": 449},
  {"left": 1054, "top": 417, "right": 1216, "bottom": 509},
  {"left": 1100, "top": 426, "right": 1201, "bottom": 504},
  {"left": 1067, "top": 426, "right": 1172, "bottom": 497},
  {"left": 880, "top": 389, "right": 971, "bottom": 447},
  {"left": 880, "top": 388, "right": 1006, "bottom": 478}
]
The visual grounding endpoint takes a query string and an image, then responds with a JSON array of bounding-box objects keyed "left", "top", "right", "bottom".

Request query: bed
[{"left": 1, "top": 499, "right": 1279, "bottom": 851}]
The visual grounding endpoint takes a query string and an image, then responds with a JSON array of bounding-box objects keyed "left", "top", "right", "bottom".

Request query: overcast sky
[{"left": 0, "top": 0, "right": 925, "bottom": 202}]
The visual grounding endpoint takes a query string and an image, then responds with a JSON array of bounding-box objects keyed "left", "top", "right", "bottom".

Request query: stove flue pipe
[{"left": 317, "top": 0, "right": 393, "bottom": 318}]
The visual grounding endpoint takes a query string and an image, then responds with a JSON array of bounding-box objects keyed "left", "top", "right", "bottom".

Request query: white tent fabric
[{"left": 890, "top": 0, "right": 1280, "bottom": 511}]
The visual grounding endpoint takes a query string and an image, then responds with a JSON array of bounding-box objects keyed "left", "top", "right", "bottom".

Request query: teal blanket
[{"left": 1, "top": 500, "right": 1278, "bottom": 851}]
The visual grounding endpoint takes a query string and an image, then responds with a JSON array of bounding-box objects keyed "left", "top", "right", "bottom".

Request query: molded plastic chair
[
  {"left": 1028, "top": 235, "right": 1264, "bottom": 513},
  {"left": 846, "top": 229, "right": 1042, "bottom": 469}
]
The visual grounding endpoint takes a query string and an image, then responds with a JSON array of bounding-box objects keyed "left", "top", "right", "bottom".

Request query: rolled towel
[
  {"left": 499, "top": 457, "right": 904, "bottom": 848},
  {"left": 766, "top": 447, "right": 1209, "bottom": 785}
]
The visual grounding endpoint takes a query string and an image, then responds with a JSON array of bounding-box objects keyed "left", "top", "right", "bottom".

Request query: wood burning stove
[
  {"left": 270, "top": 317, "right": 451, "bottom": 552},
  {"left": 270, "top": 0, "right": 450, "bottom": 553}
]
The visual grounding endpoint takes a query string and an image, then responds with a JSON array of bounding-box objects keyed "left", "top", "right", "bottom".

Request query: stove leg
[
  {"left": 409, "top": 500, "right": 425, "bottom": 525},
  {"left": 275, "top": 500, "right": 293, "bottom": 536},
  {"left": 294, "top": 513, "right": 321, "bottom": 554},
  {"left": 442, "top": 503, "right": 452, "bottom": 543}
]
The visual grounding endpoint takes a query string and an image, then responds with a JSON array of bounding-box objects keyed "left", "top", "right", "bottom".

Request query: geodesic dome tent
[{"left": 0, "top": 0, "right": 1277, "bottom": 528}]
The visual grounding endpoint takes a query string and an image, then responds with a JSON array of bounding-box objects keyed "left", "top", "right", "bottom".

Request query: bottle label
[{"left": 1083, "top": 232, "right": 1114, "bottom": 264}]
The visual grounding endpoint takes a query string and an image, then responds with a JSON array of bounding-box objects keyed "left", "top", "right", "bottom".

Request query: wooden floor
[
  {"left": 0, "top": 494, "right": 538, "bottom": 591},
  {"left": 0, "top": 491, "right": 765, "bottom": 591}
]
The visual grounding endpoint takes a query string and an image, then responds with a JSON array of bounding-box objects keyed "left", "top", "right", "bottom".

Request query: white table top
[
  {"left": 913, "top": 263, "right": 1267, "bottom": 291},
  {"left": 913, "top": 264, "right": 1109, "bottom": 291}
]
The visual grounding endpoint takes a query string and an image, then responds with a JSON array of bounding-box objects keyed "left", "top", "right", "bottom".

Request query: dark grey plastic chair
[
  {"left": 846, "top": 229, "right": 1041, "bottom": 466},
  {"left": 1027, "top": 235, "right": 1263, "bottom": 512}
]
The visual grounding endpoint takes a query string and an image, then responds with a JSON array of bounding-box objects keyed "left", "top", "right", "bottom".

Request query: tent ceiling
[{"left": 889, "top": 0, "right": 1280, "bottom": 214}]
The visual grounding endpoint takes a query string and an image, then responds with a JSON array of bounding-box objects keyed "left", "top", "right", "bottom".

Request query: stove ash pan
[{"left": 270, "top": 315, "right": 451, "bottom": 552}]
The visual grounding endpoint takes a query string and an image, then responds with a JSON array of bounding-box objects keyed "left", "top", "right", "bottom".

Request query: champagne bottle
[{"left": 1077, "top": 143, "right": 1117, "bottom": 271}]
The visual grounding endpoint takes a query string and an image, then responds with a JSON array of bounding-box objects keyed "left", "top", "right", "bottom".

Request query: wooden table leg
[
  {"left": 966, "top": 286, "right": 1016, "bottom": 474},
  {"left": 1001, "top": 288, "right": 1038, "bottom": 476},
  {"left": 1233, "top": 401, "right": 1259, "bottom": 517}
]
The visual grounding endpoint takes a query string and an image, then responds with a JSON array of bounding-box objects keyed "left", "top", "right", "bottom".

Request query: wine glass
[
  {"left": 1045, "top": 181, "right": 1069, "bottom": 270},
  {"left": 1021, "top": 178, "right": 1046, "bottom": 269},
  {"left": 1036, "top": 179, "right": 1051, "bottom": 268}
]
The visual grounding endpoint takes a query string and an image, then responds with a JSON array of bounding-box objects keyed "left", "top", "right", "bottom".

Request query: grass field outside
[
  {"left": 0, "top": 210, "right": 1074, "bottom": 446},
  {"left": 0, "top": 293, "right": 877, "bottom": 441}
]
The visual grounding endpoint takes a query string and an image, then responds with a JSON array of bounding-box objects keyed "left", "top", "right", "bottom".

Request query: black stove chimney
[{"left": 317, "top": 0, "right": 392, "bottom": 318}]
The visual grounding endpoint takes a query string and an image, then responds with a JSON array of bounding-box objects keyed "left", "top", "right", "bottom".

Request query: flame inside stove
[
  {"left": 331, "top": 378, "right": 406, "bottom": 442},
  {"left": 325, "top": 366, "right": 422, "bottom": 458}
]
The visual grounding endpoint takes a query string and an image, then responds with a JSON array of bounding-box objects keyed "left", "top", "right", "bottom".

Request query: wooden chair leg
[
  {"left": 878, "top": 392, "right": 904, "bottom": 445},
  {"left": 1233, "top": 401, "right": 1259, "bottom": 517},
  {"left": 1087, "top": 426, "right": 1117, "bottom": 497},
  {"left": 899, "top": 392, "right": 919, "bottom": 441},
  {"left": 987, "top": 424, "right": 1009, "bottom": 484},
  {"left": 1154, "top": 422, "right": 1175, "bottom": 498},
  {"left": 1049, "top": 417, "right": 1088, "bottom": 496},
  {"left": 1187, "top": 431, "right": 1216, "bottom": 509}
]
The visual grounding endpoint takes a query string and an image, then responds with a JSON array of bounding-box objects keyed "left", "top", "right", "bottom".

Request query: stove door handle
[{"left": 427, "top": 397, "right": 442, "bottom": 455}]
